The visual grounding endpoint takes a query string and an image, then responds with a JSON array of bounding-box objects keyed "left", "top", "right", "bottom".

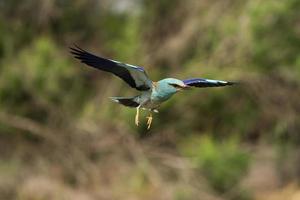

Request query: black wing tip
[
  {"left": 69, "top": 44, "right": 87, "bottom": 56},
  {"left": 69, "top": 44, "right": 82, "bottom": 50}
]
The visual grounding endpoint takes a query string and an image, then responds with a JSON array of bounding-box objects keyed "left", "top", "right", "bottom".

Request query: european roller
[{"left": 70, "top": 46, "right": 236, "bottom": 129}]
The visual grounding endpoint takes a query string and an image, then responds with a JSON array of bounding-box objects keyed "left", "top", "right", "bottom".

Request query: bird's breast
[{"left": 151, "top": 88, "right": 174, "bottom": 102}]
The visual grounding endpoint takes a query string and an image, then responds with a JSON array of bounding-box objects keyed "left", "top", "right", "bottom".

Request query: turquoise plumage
[{"left": 70, "top": 46, "right": 236, "bottom": 129}]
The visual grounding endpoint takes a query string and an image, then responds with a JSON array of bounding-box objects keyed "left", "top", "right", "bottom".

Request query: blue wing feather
[{"left": 183, "top": 78, "right": 236, "bottom": 88}]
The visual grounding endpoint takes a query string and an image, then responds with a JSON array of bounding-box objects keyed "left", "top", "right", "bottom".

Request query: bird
[{"left": 70, "top": 46, "right": 236, "bottom": 129}]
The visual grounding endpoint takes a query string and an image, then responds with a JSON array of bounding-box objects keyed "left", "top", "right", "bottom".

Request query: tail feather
[{"left": 110, "top": 96, "right": 140, "bottom": 107}]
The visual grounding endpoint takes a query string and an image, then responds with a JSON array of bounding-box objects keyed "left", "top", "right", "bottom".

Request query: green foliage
[
  {"left": 102, "top": 14, "right": 141, "bottom": 60},
  {"left": 181, "top": 136, "right": 250, "bottom": 193},
  {"left": 250, "top": 0, "right": 300, "bottom": 70},
  {"left": 0, "top": 1, "right": 299, "bottom": 199},
  {"left": 0, "top": 37, "right": 91, "bottom": 120}
]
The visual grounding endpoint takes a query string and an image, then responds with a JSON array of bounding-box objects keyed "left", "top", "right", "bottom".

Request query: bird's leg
[
  {"left": 146, "top": 112, "right": 153, "bottom": 130},
  {"left": 135, "top": 106, "right": 140, "bottom": 126}
]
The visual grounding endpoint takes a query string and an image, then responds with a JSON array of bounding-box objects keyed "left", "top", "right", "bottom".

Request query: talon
[
  {"left": 135, "top": 106, "right": 140, "bottom": 126},
  {"left": 146, "top": 113, "right": 153, "bottom": 130}
]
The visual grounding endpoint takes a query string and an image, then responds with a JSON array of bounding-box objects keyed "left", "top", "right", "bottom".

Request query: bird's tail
[{"left": 110, "top": 96, "right": 140, "bottom": 108}]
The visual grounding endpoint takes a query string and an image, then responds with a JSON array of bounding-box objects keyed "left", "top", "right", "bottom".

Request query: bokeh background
[{"left": 0, "top": 0, "right": 299, "bottom": 199}]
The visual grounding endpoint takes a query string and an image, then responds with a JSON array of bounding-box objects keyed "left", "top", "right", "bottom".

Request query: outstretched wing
[
  {"left": 70, "top": 46, "right": 152, "bottom": 91},
  {"left": 183, "top": 78, "right": 236, "bottom": 88}
]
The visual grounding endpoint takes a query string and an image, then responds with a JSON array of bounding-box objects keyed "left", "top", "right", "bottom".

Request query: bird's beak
[
  {"left": 182, "top": 84, "right": 191, "bottom": 90},
  {"left": 178, "top": 84, "right": 191, "bottom": 91}
]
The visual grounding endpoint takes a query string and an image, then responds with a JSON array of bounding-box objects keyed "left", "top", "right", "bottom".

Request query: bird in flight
[{"left": 70, "top": 46, "right": 236, "bottom": 129}]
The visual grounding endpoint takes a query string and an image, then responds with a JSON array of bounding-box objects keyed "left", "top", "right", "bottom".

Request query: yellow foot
[
  {"left": 146, "top": 115, "right": 153, "bottom": 130},
  {"left": 135, "top": 106, "right": 140, "bottom": 126},
  {"left": 135, "top": 116, "right": 139, "bottom": 126}
]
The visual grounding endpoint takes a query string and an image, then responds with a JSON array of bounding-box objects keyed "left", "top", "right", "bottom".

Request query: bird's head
[{"left": 158, "top": 78, "right": 190, "bottom": 94}]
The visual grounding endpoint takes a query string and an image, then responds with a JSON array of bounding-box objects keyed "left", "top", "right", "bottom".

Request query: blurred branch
[{"left": 0, "top": 112, "right": 58, "bottom": 142}]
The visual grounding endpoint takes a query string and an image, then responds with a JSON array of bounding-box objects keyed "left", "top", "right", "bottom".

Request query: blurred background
[{"left": 0, "top": 0, "right": 299, "bottom": 199}]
